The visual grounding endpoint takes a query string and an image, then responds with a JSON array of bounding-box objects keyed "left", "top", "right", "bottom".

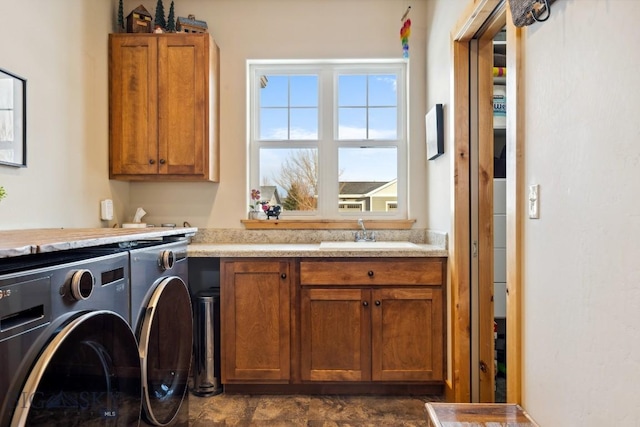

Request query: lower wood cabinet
[
  {"left": 300, "top": 258, "right": 445, "bottom": 383},
  {"left": 301, "top": 288, "right": 371, "bottom": 382},
  {"left": 220, "top": 259, "right": 292, "bottom": 383},
  {"left": 220, "top": 256, "right": 446, "bottom": 391}
]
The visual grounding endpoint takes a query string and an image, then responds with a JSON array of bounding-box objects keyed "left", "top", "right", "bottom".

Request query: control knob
[
  {"left": 159, "top": 250, "right": 175, "bottom": 271},
  {"left": 69, "top": 269, "right": 94, "bottom": 301}
]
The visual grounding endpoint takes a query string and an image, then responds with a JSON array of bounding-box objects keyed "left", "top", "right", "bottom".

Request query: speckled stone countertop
[
  {"left": 0, "top": 227, "right": 197, "bottom": 258},
  {"left": 188, "top": 228, "right": 448, "bottom": 258}
]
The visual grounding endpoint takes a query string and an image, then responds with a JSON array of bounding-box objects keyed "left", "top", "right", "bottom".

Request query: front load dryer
[{"left": 128, "top": 239, "right": 192, "bottom": 426}]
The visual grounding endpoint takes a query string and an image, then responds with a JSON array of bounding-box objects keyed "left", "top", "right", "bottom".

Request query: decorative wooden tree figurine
[
  {"left": 117, "top": 0, "right": 124, "bottom": 32},
  {"left": 167, "top": 1, "right": 176, "bottom": 32},
  {"left": 154, "top": 0, "right": 166, "bottom": 31}
]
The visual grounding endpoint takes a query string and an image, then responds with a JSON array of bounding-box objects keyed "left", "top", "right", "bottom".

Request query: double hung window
[{"left": 248, "top": 60, "right": 407, "bottom": 218}]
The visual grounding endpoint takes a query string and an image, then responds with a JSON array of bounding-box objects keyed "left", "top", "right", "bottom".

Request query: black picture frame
[
  {"left": 426, "top": 103, "right": 444, "bottom": 161},
  {"left": 0, "top": 68, "right": 27, "bottom": 168}
]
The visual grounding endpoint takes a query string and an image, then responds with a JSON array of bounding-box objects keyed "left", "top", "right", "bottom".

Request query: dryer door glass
[
  {"left": 139, "top": 277, "right": 192, "bottom": 426},
  {"left": 11, "top": 311, "right": 142, "bottom": 427}
]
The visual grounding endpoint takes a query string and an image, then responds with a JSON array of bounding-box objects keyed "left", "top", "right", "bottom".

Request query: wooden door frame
[{"left": 447, "top": 0, "right": 523, "bottom": 404}]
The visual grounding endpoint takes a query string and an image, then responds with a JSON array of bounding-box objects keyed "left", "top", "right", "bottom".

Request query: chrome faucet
[{"left": 354, "top": 218, "right": 376, "bottom": 242}]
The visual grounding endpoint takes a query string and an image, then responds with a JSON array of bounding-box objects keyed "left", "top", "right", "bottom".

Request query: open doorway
[{"left": 449, "top": 0, "right": 524, "bottom": 404}]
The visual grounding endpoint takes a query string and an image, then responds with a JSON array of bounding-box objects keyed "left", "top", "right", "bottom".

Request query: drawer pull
[
  {"left": 367, "top": 270, "right": 374, "bottom": 277},
  {"left": 362, "top": 301, "right": 369, "bottom": 307},
  {"left": 375, "top": 300, "right": 381, "bottom": 306},
  {"left": 281, "top": 273, "right": 287, "bottom": 279}
]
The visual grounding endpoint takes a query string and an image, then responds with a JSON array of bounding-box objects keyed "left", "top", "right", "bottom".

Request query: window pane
[
  {"left": 338, "top": 75, "right": 366, "bottom": 106},
  {"left": 260, "top": 75, "right": 288, "bottom": 107},
  {"left": 368, "top": 107, "right": 397, "bottom": 140},
  {"left": 260, "top": 148, "right": 318, "bottom": 212},
  {"left": 338, "top": 147, "right": 397, "bottom": 212},
  {"left": 290, "top": 75, "right": 318, "bottom": 107},
  {"left": 368, "top": 75, "right": 397, "bottom": 106},
  {"left": 338, "top": 107, "right": 366, "bottom": 139},
  {"left": 290, "top": 108, "right": 318, "bottom": 139},
  {"left": 260, "top": 108, "right": 288, "bottom": 140}
]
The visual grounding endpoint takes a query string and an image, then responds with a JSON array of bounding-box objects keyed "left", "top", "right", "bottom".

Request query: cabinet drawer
[{"left": 300, "top": 258, "right": 444, "bottom": 286}]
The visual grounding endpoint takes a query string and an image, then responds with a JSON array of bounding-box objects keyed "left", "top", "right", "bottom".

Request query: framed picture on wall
[
  {"left": 426, "top": 103, "right": 444, "bottom": 161},
  {"left": 0, "top": 68, "right": 27, "bottom": 168}
]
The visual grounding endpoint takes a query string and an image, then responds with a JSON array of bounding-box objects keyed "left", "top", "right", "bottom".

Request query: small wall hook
[
  {"left": 401, "top": 5, "right": 411, "bottom": 22},
  {"left": 532, "top": 0, "right": 551, "bottom": 23}
]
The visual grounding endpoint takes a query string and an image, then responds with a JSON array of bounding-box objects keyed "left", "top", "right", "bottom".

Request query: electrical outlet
[
  {"left": 101, "top": 199, "right": 114, "bottom": 221},
  {"left": 528, "top": 185, "right": 539, "bottom": 219}
]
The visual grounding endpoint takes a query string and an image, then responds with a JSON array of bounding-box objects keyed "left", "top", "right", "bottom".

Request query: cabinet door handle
[
  {"left": 281, "top": 273, "right": 287, "bottom": 279},
  {"left": 362, "top": 301, "right": 369, "bottom": 307},
  {"left": 375, "top": 300, "right": 381, "bottom": 306},
  {"left": 159, "top": 158, "right": 166, "bottom": 164},
  {"left": 149, "top": 159, "right": 155, "bottom": 165},
  {"left": 367, "top": 270, "right": 374, "bottom": 277}
]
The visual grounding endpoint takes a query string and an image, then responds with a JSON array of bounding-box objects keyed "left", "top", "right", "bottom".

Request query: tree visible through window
[{"left": 249, "top": 60, "right": 407, "bottom": 218}]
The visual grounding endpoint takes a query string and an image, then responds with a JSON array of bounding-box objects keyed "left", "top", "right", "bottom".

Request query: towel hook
[{"left": 532, "top": 0, "right": 551, "bottom": 23}]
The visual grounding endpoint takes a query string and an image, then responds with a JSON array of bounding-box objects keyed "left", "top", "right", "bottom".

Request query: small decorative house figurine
[
  {"left": 176, "top": 14, "right": 208, "bottom": 33},
  {"left": 126, "top": 5, "right": 153, "bottom": 33}
]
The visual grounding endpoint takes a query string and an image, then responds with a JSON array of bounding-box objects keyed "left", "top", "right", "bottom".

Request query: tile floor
[{"left": 189, "top": 393, "right": 443, "bottom": 426}]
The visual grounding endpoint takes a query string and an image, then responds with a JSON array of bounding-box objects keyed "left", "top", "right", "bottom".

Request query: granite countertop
[
  {"left": 0, "top": 227, "right": 198, "bottom": 258},
  {"left": 188, "top": 242, "right": 448, "bottom": 258}
]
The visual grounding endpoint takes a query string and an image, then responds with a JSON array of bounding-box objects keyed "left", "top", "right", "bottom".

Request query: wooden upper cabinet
[{"left": 109, "top": 33, "right": 219, "bottom": 181}]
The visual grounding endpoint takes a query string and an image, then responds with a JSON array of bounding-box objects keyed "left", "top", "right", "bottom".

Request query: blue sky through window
[{"left": 259, "top": 73, "right": 398, "bottom": 184}]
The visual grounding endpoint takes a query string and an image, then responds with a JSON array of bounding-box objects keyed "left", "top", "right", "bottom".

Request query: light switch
[{"left": 528, "top": 184, "right": 540, "bottom": 219}]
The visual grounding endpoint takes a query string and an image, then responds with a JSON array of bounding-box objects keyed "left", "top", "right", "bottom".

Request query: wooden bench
[{"left": 425, "top": 403, "right": 539, "bottom": 427}]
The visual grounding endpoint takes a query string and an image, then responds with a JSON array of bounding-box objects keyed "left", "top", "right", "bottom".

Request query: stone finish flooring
[{"left": 188, "top": 394, "right": 443, "bottom": 426}]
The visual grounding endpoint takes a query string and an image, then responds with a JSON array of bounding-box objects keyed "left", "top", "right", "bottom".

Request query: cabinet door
[
  {"left": 221, "top": 260, "right": 291, "bottom": 383},
  {"left": 371, "top": 288, "right": 444, "bottom": 381},
  {"left": 157, "top": 35, "right": 207, "bottom": 176},
  {"left": 109, "top": 35, "right": 159, "bottom": 175},
  {"left": 300, "top": 288, "right": 371, "bottom": 382}
]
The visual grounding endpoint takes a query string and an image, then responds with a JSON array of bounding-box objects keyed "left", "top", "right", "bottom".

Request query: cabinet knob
[
  {"left": 149, "top": 159, "right": 155, "bottom": 165},
  {"left": 367, "top": 270, "right": 374, "bottom": 277},
  {"left": 375, "top": 300, "right": 381, "bottom": 306},
  {"left": 281, "top": 273, "right": 287, "bottom": 279},
  {"left": 159, "top": 158, "right": 166, "bottom": 164},
  {"left": 362, "top": 301, "right": 369, "bottom": 307}
]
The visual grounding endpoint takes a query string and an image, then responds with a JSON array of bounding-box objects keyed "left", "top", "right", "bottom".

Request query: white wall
[
  {"left": 0, "top": 0, "right": 430, "bottom": 230},
  {"left": 520, "top": 1, "right": 640, "bottom": 424},
  {"left": 0, "top": 0, "right": 129, "bottom": 229},
  {"left": 122, "top": 0, "right": 430, "bottom": 228},
  {"left": 427, "top": 0, "right": 640, "bottom": 424},
  {"left": 423, "top": 0, "right": 468, "bottom": 233}
]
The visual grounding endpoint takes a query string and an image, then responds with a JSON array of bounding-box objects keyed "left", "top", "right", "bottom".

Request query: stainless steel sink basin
[{"left": 318, "top": 241, "right": 421, "bottom": 251}]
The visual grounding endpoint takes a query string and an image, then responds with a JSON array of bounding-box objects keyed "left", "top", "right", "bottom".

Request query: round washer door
[
  {"left": 138, "top": 276, "right": 193, "bottom": 426},
  {"left": 11, "top": 310, "right": 142, "bottom": 427}
]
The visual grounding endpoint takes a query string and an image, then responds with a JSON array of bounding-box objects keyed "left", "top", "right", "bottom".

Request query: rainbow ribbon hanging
[{"left": 400, "top": 18, "right": 411, "bottom": 58}]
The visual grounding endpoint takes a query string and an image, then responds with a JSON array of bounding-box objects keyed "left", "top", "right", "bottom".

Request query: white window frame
[{"left": 247, "top": 59, "right": 408, "bottom": 219}]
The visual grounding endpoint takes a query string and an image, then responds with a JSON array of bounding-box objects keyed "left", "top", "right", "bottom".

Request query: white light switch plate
[{"left": 528, "top": 184, "right": 540, "bottom": 219}]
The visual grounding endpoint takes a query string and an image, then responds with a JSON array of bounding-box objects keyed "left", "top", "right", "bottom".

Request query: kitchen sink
[{"left": 318, "top": 241, "right": 421, "bottom": 250}]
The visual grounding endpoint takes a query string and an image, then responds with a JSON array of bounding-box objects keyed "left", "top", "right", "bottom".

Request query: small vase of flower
[
  {"left": 0, "top": 186, "right": 6, "bottom": 202},
  {"left": 248, "top": 188, "right": 262, "bottom": 219}
]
